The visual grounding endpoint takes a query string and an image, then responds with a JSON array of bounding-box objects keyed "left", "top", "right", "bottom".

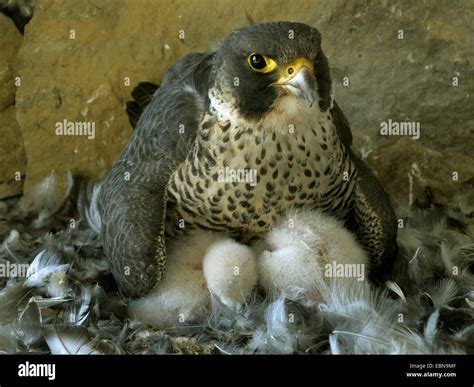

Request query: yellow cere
[{"left": 274, "top": 57, "right": 315, "bottom": 85}]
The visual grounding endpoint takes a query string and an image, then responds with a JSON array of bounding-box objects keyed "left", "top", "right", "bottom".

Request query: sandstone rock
[
  {"left": 0, "top": 107, "right": 27, "bottom": 199},
  {"left": 0, "top": 13, "right": 22, "bottom": 109},
  {"left": 365, "top": 136, "right": 473, "bottom": 209},
  {"left": 0, "top": 13, "right": 26, "bottom": 199},
  {"left": 318, "top": 0, "right": 474, "bottom": 207},
  {"left": 12, "top": 0, "right": 474, "bottom": 210}
]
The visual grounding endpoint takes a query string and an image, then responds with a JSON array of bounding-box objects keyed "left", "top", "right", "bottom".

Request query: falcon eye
[
  {"left": 247, "top": 53, "right": 277, "bottom": 73},
  {"left": 249, "top": 54, "right": 266, "bottom": 69}
]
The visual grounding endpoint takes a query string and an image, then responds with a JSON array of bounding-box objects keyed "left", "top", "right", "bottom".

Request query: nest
[{"left": 0, "top": 187, "right": 473, "bottom": 354}]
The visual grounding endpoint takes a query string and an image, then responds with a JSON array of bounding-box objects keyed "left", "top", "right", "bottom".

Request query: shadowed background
[{"left": 1, "top": 0, "right": 473, "bottom": 213}]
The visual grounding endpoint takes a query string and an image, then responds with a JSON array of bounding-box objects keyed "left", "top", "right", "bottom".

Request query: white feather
[
  {"left": 0, "top": 230, "right": 23, "bottom": 261},
  {"left": 43, "top": 326, "right": 100, "bottom": 354},
  {"left": 30, "top": 172, "right": 74, "bottom": 228},
  {"left": 429, "top": 279, "right": 457, "bottom": 307},
  {"left": 466, "top": 298, "right": 474, "bottom": 308},
  {"left": 386, "top": 281, "right": 407, "bottom": 302},
  {"left": 74, "top": 287, "right": 92, "bottom": 325},
  {"left": 78, "top": 182, "right": 102, "bottom": 234},
  {"left": 440, "top": 242, "right": 456, "bottom": 275},
  {"left": 329, "top": 333, "right": 341, "bottom": 354},
  {"left": 248, "top": 297, "right": 295, "bottom": 354},
  {"left": 24, "top": 250, "right": 69, "bottom": 288},
  {"left": 424, "top": 308, "right": 440, "bottom": 347}
]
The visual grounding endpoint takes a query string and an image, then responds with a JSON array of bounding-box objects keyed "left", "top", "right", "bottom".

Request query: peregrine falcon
[{"left": 99, "top": 21, "right": 398, "bottom": 298}]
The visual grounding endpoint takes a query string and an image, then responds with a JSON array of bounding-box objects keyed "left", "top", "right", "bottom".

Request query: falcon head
[{"left": 210, "top": 21, "right": 332, "bottom": 122}]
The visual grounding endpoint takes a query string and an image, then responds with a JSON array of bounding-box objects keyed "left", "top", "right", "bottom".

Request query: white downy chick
[
  {"left": 203, "top": 239, "right": 258, "bottom": 309},
  {"left": 128, "top": 230, "right": 224, "bottom": 328},
  {"left": 256, "top": 209, "right": 369, "bottom": 306}
]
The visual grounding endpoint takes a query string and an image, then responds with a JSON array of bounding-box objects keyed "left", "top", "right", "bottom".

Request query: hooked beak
[{"left": 271, "top": 58, "right": 317, "bottom": 107}]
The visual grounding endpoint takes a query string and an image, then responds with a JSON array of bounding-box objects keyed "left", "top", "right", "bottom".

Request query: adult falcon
[{"left": 99, "top": 21, "right": 398, "bottom": 298}]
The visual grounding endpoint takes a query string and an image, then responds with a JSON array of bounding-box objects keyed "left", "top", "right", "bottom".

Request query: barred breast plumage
[{"left": 165, "top": 102, "right": 357, "bottom": 240}]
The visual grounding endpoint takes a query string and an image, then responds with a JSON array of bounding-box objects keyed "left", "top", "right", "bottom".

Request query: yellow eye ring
[{"left": 247, "top": 53, "right": 277, "bottom": 73}]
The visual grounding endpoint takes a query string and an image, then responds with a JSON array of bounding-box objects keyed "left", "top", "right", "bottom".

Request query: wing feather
[
  {"left": 330, "top": 101, "right": 353, "bottom": 147},
  {"left": 99, "top": 53, "right": 213, "bottom": 297},
  {"left": 331, "top": 100, "right": 397, "bottom": 279}
]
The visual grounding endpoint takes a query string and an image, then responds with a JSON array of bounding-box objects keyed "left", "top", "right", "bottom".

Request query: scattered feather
[
  {"left": 32, "top": 296, "right": 72, "bottom": 309},
  {"left": 42, "top": 326, "right": 100, "bottom": 355},
  {"left": 429, "top": 279, "right": 458, "bottom": 308},
  {"left": 424, "top": 308, "right": 440, "bottom": 347},
  {"left": 78, "top": 181, "right": 102, "bottom": 234},
  {"left": 0, "top": 282, "right": 32, "bottom": 324},
  {"left": 0, "top": 191, "right": 472, "bottom": 354},
  {"left": 24, "top": 250, "right": 69, "bottom": 289},
  {"left": 466, "top": 298, "right": 474, "bottom": 308},
  {"left": 0, "top": 230, "right": 24, "bottom": 261},
  {"left": 15, "top": 297, "right": 43, "bottom": 348},
  {"left": 74, "top": 287, "right": 92, "bottom": 326},
  {"left": 386, "top": 281, "right": 406, "bottom": 302},
  {"left": 329, "top": 333, "right": 340, "bottom": 354},
  {"left": 46, "top": 271, "right": 70, "bottom": 298}
]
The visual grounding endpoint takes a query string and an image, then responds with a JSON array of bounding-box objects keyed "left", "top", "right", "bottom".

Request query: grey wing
[
  {"left": 350, "top": 154, "right": 398, "bottom": 281},
  {"left": 330, "top": 101, "right": 353, "bottom": 147},
  {"left": 331, "top": 102, "right": 398, "bottom": 281},
  {"left": 99, "top": 52, "right": 213, "bottom": 298}
]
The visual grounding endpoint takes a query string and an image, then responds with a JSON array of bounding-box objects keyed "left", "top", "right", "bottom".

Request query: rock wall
[
  {"left": 2, "top": 0, "right": 473, "bottom": 211},
  {"left": 0, "top": 13, "right": 26, "bottom": 199}
]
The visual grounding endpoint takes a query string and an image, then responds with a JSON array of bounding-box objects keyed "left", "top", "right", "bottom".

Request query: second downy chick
[{"left": 255, "top": 209, "right": 369, "bottom": 306}]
